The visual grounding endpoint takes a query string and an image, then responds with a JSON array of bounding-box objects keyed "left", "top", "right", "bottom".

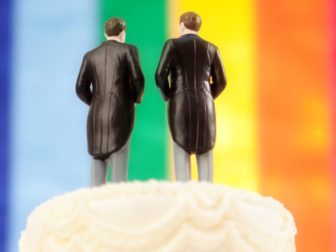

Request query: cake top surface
[{"left": 19, "top": 180, "right": 297, "bottom": 252}]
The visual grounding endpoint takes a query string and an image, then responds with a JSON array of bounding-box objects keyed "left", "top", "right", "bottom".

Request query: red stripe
[{"left": 328, "top": 0, "right": 336, "bottom": 250}]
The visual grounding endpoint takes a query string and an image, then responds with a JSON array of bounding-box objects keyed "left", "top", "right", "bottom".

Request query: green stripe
[{"left": 100, "top": 0, "right": 168, "bottom": 180}]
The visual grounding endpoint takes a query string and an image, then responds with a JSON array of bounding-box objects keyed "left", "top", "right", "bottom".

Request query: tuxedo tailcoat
[
  {"left": 155, "top": 34, "right": 226, "bottom": 154},
  {"left": 76, "top": 40, "right": 144, "bottom": 160}
]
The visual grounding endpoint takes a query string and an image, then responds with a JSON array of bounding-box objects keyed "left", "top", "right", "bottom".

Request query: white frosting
[{"left": 19, "top": 181, "right": 297, "bottom": 252}]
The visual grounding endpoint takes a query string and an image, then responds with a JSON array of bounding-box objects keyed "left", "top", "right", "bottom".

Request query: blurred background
[{"left": 0, "top": 0, "right": 335, "bottom": 251}]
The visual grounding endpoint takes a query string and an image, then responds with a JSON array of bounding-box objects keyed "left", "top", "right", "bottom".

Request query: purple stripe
[{"left": 0, "top": 0, "right": 12, "bottom": 250}]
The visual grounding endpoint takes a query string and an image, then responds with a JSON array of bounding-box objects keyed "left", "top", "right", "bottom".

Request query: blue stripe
[
  {"left": 9, "top": 1, "right": 97, "bottom": 251},
  {"left": 0, "top": 0, "right": 12, "bottom": 250}
]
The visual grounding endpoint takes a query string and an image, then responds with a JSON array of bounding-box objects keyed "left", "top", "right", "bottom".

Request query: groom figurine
[
  {"left": 76, "top": 17, "right": 144, "bottom": 186},
  {"left": 155, "top": 12, "right": 226, "bottom": 182}
]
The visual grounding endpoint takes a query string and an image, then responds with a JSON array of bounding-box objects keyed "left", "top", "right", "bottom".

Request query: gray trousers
[
  {"left": 173, "top": 142, "right": 213, "bottom": 182},
  {"left": 91, "top": 140, "right": 130, "bottom": 186}
]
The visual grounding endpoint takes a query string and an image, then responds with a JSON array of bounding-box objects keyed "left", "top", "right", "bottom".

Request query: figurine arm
[
  {"left": 155, "top": 40, "right": 172, "bottom": 101},
  {"left": 210, "top": 47, "right": 226, "bottom": 99},
  {"left": 126, "top": 46, "right": 145, "bottom": 104},
  {"left": 76, "top": 54, "right": 92, "bottom": 105}
]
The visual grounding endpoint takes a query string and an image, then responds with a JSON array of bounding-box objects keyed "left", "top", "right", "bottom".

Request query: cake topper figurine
[
  {"left": 76, "top": 17, "right": 144, "bottom": 186},
  {"left": 155, "top": 12, "right": 226, "bottom": 182}
]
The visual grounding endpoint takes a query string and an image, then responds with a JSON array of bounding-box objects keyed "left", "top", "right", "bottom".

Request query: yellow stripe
[{"left": 168, "top": 0, "right": 259, "bottom": 190}]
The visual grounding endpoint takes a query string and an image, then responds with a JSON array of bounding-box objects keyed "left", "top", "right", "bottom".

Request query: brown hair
[
  {"left": 104, "top": 17, "right": 126, "bottom": 36},
  {"left": 180, "top": 12, "right": 202, "bottom": 32}
]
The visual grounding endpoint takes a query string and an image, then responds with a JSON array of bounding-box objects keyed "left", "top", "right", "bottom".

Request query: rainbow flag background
[{"left": 0, "top": 0, "right": 335, "bottom": 251}]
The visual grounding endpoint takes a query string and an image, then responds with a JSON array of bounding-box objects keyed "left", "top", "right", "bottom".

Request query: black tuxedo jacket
[
  {"left": 76, "top": 40, "right": 144, "bottom": 160},
  {"left": 155, "top": 34, "right": 226, "bottom": 154}
]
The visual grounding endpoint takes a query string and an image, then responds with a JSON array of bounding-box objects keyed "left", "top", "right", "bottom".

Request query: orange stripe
[{"left": 257, "top": 1, "right": 333, "bottom": 251}]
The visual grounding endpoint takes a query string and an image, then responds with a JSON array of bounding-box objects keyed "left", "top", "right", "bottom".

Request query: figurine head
[
  {"left": 179, "top": 12, "right": 202, "bottom": 36},
  {"left": 104, "top": 17, "right": 126, "bottom": 43}
]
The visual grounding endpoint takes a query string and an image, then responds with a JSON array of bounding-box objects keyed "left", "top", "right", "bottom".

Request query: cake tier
[{"left": 19, "top": 181, "right": 296, "bottom": 252}]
